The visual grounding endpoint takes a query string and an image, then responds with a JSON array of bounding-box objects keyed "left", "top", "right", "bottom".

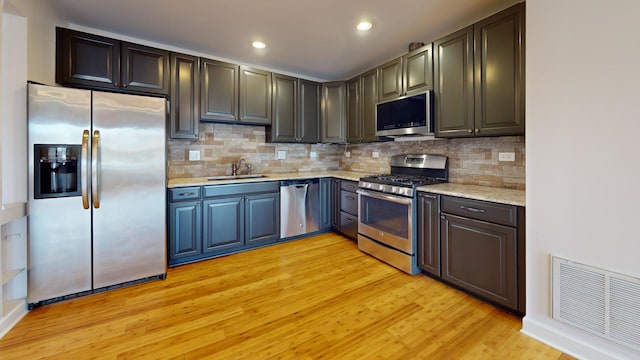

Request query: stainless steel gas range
[{"left": 357, "top": 154, "right": 448, "bottom": 274}]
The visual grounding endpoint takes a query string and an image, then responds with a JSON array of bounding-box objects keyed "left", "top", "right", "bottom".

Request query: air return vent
[{"left": 552, "top": 257, "right": 640, "bottom": 352}]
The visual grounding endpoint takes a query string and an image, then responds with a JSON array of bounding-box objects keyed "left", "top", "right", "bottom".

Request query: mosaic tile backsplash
[{"left": 167, "top": 123, "right": 525, "bottom": 190}]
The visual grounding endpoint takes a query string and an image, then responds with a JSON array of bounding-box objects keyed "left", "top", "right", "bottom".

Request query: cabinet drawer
[
  {"left": 169, "top": 187, "right": 201, "bottom": 202},
  {"left": 340, "top": 190, "right": 358, "bottom": 215},
  {"left": 340, "top": 211, "right": 358, "bottom": 240},
  {"left": 340, "top": 180, "right": 358, "bottom": 192},
  {"left": 441, "top": 196, "right": 517, "bottom": 227}
]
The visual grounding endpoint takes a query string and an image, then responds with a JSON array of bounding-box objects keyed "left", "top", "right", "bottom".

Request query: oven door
[{"left": 357, "top": 189, "right": 413, "bottom": 254}]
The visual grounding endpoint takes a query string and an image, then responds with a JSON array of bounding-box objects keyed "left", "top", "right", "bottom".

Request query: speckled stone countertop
[
  {"left": 417, "top": 183, "right": 525, "bottom": 207},
  {"left": 167, "top": 171, "right": 367, "bottom": 188}
]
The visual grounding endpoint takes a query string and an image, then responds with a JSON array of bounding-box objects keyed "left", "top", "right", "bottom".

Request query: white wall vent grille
[{"left": 552, "top": 257, "right": 640, "bottom": 352}]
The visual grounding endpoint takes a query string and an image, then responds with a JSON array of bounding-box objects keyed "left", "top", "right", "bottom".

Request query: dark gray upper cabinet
[
  {"left": 56, "top": 27, "right": 169, "bottom": 95},
  {"left": 474, "top": 3, "right": 525, "bottom": 136},
  {"left": 321, "top": 82, "right": 347, "bottom": 143},
  {"left": 417, "top": 193, "right": 440, "bottom": 277},
  {"left": 298, "top": 79, "right": 321, "bottom": 143},
  {"left": 378, "top": 57, "right": 403, "bottom": 101},
  {"left": 268, "top": 76, "right": 320, "bottom": 143},
  {"left": 121, "top": 42, "right": 170, "bottom": 94},
  {"left": 200, "top": 59, "right": 239, "bottom": 122},
  {"left": 435, "top": 3, "right": 525, "bottom": 138},
  {"left": 200, "top": 62, "right": 271, "bottom": 125},
  {"left": 434, "top": 26, "right": 475, "bottom": 138},
  {"left": 170, "top": 53, "right": 199, "bottom": 140},
  {"left": 269, "top": 73, "right": 298, "bottom": 142},
  {"left": 346, "top": 77, "right": 360, "bottom": 143},
  {"left": 348, "top": 69, "right": 379, "bottom": 143},
  {"left": 404, "top": 44, "right": 434, "bottom": 96},
  {"left": 239, "top": 66, "right": 272, "bottom": 124}
]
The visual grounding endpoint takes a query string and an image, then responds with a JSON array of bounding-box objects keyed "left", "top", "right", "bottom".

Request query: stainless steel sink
[{"left": 207, "top": 174, "right": 267, "bottom": 181}]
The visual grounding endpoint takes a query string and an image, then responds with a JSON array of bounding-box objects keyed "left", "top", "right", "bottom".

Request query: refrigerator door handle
[
  {"left": 91, "top": 130, "right": 100, "bottom": 208},
  {"left": 81, "top": 130, "right": 90, "bottom": 209}
]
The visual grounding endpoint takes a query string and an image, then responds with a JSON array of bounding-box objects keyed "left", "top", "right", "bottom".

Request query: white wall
[{"left": 524, "top": 0, "right": 640, "bottom": 359}]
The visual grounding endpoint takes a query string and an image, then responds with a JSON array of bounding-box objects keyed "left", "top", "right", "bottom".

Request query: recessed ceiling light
[
  {"left": 252, "top": 41, "right": 266, "bottom": 49},
  {"left": 356, "top": 21, "right": 372, "bottom": 31}
]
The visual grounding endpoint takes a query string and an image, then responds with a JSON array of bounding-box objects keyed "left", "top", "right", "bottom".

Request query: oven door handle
[{"left": 356, "top": 189, "right": 412, "bottom": 205}]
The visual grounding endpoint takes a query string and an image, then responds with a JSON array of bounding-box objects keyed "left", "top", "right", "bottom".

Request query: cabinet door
[
  {"left": 405, "top": 43, "right": 433, "bottom": 95},
  {"left": 417, "top": 193, "right": 440, "bottom": 276},
  {"left": 202, "top": 197, "right": 244, "bottom": 253},
  {"left": 200, "top": 59, "right": 239, "bottom": 122},
  {"left": 474, "top": 3, "right": 525, "bottom": 136},
  {"left": 168, "top": 201, "right": 202, "bottom": 262},
  {"left": 434, "top": 26, "right": 475, "bottom": 138},
  {"left": 270, "top": 73, "right": 298, "bottom": 142},
  {"left": 319, "top": 178, "right": 332, "bottom": 231},
  {"left": 239, "top": 66, "right": 272, "bottom": 124},
  {"left": 299, "top": 80, "right": 321, "bottom": 143},
  {"left": 245, "top": 193, "right": 280, "bottom": 245},
  {"left": 121, "top": 42, "right": 170, "bottom": 94},
  {"left": 340, "top": 211, "right": 358, "bottom": 240},
  {"left": 56, "top": 28, "right": 120, "bottom": 90},
  {"left": 321, "top": 82, "right": 347, "bottom": 143},
  {"left": 360, "top": 69, "right": 379, "bottom": 142},
  {"left": 378, "top": 57, "right": 403, "bottom": 101},
  {"left": 441, "top": 213, "right": 518, "bottom": 310},
  {"left": 170, "top": 53, "right": 199, "bottom": 140},
  {"left": 346, "top": 77, "right": 361, "bottom": 143},
  {"left": 330, "top": 179, "right": 341, "bottom": 230}
]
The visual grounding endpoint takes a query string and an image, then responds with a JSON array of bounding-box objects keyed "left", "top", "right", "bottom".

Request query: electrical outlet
[
  {"left": 498, "top": 152, "right": 516, "bottom": 162},
  {"left": 310, "top": 151, "right": 317, "bottom": 159},
  {"left": 188, "top": 150, "right": 200, "bottom": 161},
  {"left": 277, "top": 150, "right": 286, "bottom": 160},
  {"left": 345, "top": 151, "right": 351, "bottom": 158},
  {"left": 372, "top": 151, "right": 380, "bottom": 158}
]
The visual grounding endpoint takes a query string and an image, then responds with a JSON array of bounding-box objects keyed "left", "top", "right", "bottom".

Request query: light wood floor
[{"left": 0, "top": 233, "right": 571, "bottom": 359}]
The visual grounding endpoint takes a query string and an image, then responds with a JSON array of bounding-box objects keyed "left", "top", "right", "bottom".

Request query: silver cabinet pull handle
[
  {"left": 460, "top": 205, "right": 485, "bottom": 213},
  {"left": 91, "top": 130, "right": 100, "bottom": 209},
  {"left": 81, "top": 130, "right": 90, "bottom": 209},
  {"left": 179, "top": 192, "right": 195, "bottom": 196}
]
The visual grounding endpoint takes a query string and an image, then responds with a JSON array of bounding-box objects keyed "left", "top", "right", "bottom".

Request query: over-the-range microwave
[{"left": 375, "top": 91, "right": 434, "bottom": 137}]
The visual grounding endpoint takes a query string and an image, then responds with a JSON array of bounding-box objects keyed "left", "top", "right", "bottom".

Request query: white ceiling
[{"left": 50, "top": 0, "right": 520, "bottom": 81}]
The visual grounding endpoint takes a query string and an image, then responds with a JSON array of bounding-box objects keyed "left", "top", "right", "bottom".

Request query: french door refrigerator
[{"left": 27, "top": 83, "right": 167, "bottom": 307}]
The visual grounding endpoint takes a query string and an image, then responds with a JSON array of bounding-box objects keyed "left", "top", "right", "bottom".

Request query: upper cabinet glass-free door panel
[
  {"left": 405, "top": 43, "right": 433, "bottom": 95},
  {"left": 378, "top": 57, "right": 403, "bottom": 102},
  {"left": 298, "top": 79, "right": 321, "bottom": 143},
  {"left": 121, "top": 42, "right": 170, "bottom": 95},
  {"left": 474, "top": 3, "right": 525, "bottom": 136},
  {"left": 200, "top": 59, "right": 240, "bottom": 122},
  {"left": 239, "top": 66, "right": 272, "bottom": 124}
]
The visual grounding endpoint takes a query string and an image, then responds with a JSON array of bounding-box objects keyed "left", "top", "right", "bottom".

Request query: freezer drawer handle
[
  {"left": 91, "top": 130, "right": 101, "bottom": 208},
  {"left": 81, "top": 129, "right": 90, "bottom": 209}
]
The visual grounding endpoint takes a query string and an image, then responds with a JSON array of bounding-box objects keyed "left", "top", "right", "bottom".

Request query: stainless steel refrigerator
[{"left": 27, "top": 83, "right": 167, "bottom": 307}]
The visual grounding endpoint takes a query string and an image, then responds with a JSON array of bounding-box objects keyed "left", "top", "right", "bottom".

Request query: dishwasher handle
[{"left": 280, "top": 178, "right": 319, "bottom": 187}]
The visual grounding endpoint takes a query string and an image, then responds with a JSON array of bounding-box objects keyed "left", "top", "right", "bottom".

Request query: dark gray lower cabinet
[
  {"left": 168, "top": 182, "right": 279, "bottom": 266},
  {"left": 319, "top": 178, "right": 332, "bottom": 231},
  {"left": 203, "top": 196, "right": 244, "bottom": 253},
  {"left": 337, "top": 179, "right": 358, "bottom": 240},
  {"left": 330, "top": 178, "right": 341, "bottom": 231},
  {"left": 417, "top": 193, "right": 440, "bottom": 277},
  {"left": 168, "top": 200, "right": 202, "bottom": 260},
  {"left": 439, "top": 195, "right": 524, "bottom": 313}
]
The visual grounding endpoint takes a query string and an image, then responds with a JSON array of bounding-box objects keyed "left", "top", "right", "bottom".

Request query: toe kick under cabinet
[
  {"left": 168, "top": 182, "right": 280, "bottom": 266},
  {"left": 418, "top": 193, "right": 525, "bottom": 314}
]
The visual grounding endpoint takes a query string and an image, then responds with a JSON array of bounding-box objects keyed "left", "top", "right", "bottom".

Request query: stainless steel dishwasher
[{"left": 280, "top": 179, "right": 320, "bottom": 238}]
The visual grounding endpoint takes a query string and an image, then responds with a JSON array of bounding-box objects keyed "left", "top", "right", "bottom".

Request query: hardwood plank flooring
[{"left": 0, "top": 233, "right": 570, "bottom": 359}]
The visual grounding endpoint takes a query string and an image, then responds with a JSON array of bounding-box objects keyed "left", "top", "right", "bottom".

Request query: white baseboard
[
  {"left": 522, "top": 316, "right": 640, "bottom": 360},
  {"left": 0, "top": 300, "right": 28, "bottom": 339}
]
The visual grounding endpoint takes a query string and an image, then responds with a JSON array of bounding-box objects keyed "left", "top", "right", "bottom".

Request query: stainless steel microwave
[{"left": 375, "top": 91, "right": 433, "bottom": 137}]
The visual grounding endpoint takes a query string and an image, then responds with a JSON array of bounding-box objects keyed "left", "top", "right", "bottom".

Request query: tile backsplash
[{"left": 168, "top": 123, "right": 525, "bottom": 190}]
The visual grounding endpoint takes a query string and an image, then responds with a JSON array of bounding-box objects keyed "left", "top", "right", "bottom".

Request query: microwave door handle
[
  {"left": 356, "top": 189, "right": 412, "bottom": 205},
  {"left": 81, "top": 130, "right": 90, "bottom": 209}
]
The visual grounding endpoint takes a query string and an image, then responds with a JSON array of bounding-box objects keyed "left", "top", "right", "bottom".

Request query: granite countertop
[
  {"left": 167, "top": 171, "right": 367, "bottom": 188},
  {"left": 417, "top": 183, "right": 525, "bottom": 207}
]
